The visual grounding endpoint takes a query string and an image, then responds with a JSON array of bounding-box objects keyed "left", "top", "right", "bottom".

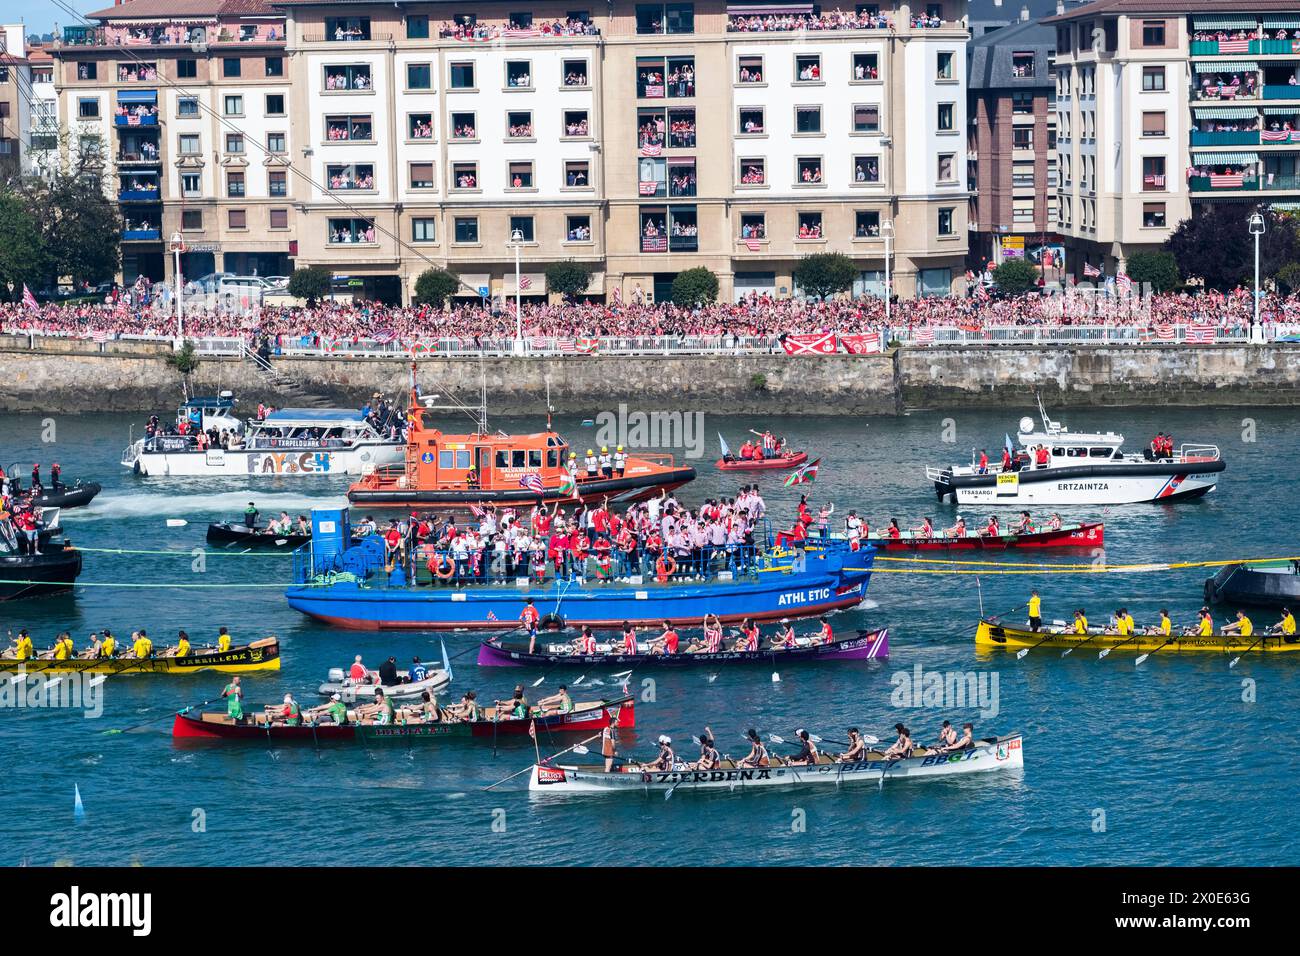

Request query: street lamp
[
  {"left": 507, "top": 228, "right": 525, "bottom": 353},
  {"left": 169, "top": 231, "right": 185, "bottom": 343},
  {"left": 881, "top": 219, "right": 895, "bottom": 325},
  {"left": 1248, "top": 212, "right": 1265, "bottom": 341}
]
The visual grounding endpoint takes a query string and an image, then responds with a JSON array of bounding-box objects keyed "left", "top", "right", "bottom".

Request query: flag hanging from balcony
[
  {"left": 1186, "top": 323, "right": 1218, "bottom": 344},
  {"left": 1209, "top": 172, "right": 1245, "bottom": 188},
  {"left": 1218, "top": 39, "right": 1250, "bottom": 53},
  {"left": 641, "top": 236, "right": 668, "bottom": 252},
  {"left": 519, "top": 275, "right": 532, "bottom": 289},
  {"left": 914, "top": 328, "right": 936, "bottom": 344},
  {"left": 1155, "top": 324, "right": 1176, "bottom": 340},
  {"left": 781, "top": 332, "right": 838, "bottom": 355},
  {"left": 1262, "top": 129, "right": 1292, "bottom": 142},
  {"left": 745, "top": 238, "right": 762, "bottom": 252},
  {"left": 640, "top": 143, "right": 662, "bottom": 157},
  {"left": 638, "top": 181, "right": 659, "bottom": 195}
]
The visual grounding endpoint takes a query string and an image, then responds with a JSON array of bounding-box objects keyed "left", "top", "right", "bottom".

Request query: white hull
[
  {"left": 950, "top": 472, "right": 1219, "bottom": 506},
  {"left": 530, "top": 735, "right": 1023, "bottom": 793},
  {"left": 317, "top": 670, "right": 451, "bottom": 703},
  {"left": 124, "top": 442, "right": 403, "bottom": 477}
]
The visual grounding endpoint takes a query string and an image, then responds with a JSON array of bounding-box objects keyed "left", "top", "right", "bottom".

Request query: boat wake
[{"left": 75, "top": 491, "right": 349, "bottom": 522}]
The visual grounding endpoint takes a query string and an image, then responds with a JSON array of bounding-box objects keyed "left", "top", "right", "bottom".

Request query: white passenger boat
[
  {"left": 122, "top": 397, "right": 404, "bottom": 477},
  {"left": 924, "top": 400, "right": 1225, "bottom": 506},
  {"left": 529, "top": 734, "right": 1023, "bottom": 794}
]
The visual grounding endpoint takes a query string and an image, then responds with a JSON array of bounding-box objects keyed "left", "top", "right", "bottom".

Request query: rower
[
  {"left": 1027, "top": 590, "right": 1042, "bottom": 633},
  {"left": 1046, "top": 513, "right": 1062, "bottom": 531},
  {"left": 838, "top": 728, "right": 867, "bottom": 762},
  {"left": 1114, "top": 608, "right": 1132, "bottom": 638},
  {"left": 325, "top": 693, "right": 349, "bottom": 726},
  {"left": 1122, "top": 608, "right": 1136, "bottom": 635},
  {"left": 644, "top": 735, "right": 676, "bottom": 771},
  {"left": 693, "top": 728, "right": 721, "bottom": 770},
  {"left": 573, "top": 626, "right": 598, "bottom": 656},
  {"left": 416, "top": 689, "right": 441, "bottom": 723},
  {"left": 1154, "top": 609, "right": 1172, "bottom": 637},
  {"left": 174, "top": 630, "right": 191, "bottom": 658},
  {"left": 11, "top": 629, "right": 33, "bottom": 661},
  {"left": 738, "top": 728, "right": 771, "bottom": 768},
  {"left": 984, "top": 515, "right": 1000, "bottom": 536},
  {"left": 537, "top": 684, "right": 573, "bottom": 715},
  {"left": 217, "top": 627, "right": 232, "bottom": 652},
  {"left": 817, "top": 616, "right": 833, "bottom": 645},
  {"left": 52, "top": 632, "right": 74, "bottom": 660},
  {"left": 1277, "top": 607, "right": 1297, "bottom": 640},
  {"left": 1222, "top": 610, "right": 1253, "bottom": 637},
  {"left": 279, "top": 694, "right": 302, "bottom": 726},
  {"left": 944, "top": 723, "right": 974, "bottom": 752},
  {"left": 886, "top": 519, "right": 902, "bottom": 539},
  {"left": 244, "top": 501, "right": 259, "bottom": 529},
  {"left": 371, "top": 687, "right": 397, "bottom": 725},
  {"left": 882, "top": 722, "right": 914, "bottom": 761},
  {"left": 942, "top": 515, "right": 967, "bottom": 538},
  {"left": 222, "top": 676, "right": 245, "bottom": 723},
  {"left": 934, "top": 720, "right": 958, "bottom": 751},
  {"left": 100, "top": 629, "right": 116, "bottom": 658},
  {"left": 621, "top": 621, "right": 638, "bottom": 655},
  {"left": 700, "top": 613, "right": 723, "bottom": 654},
  {"left": 600, "top": 715, "right": 620, "bottom": 771},
  {"left": 1197, "top": 608, "right": 1214, "bottom": 637},
  {"left": 731, "top": 617, "right": 759, "bottom": 652},
  {"left": 1012, "top": 511, "right": 1035, "bottom": 534},
  {"left": 772, "top": 618, "right": 797, "bottom": 649},
  {"left": 911, "top": 516, "right": 934, "bottom": 539},
  {"left": 652, "top": 620, "right": 679, "bottom": 655},
  {"left": 497, "top": 685, "right": 530, "bottom": 719},
  {"left": 132, "top": 629, "right": 153, "bottom": 659},
  {"left": 787, "top": 728, "right": 818, "bottom": 765},
  {"left": 1073, "top": 609, "right": 1088, "bottom": 635}
]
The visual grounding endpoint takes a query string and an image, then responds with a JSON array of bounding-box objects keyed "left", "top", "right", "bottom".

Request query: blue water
[{"left": 2, "top": 405, "right": 1297, "bottom": 866}]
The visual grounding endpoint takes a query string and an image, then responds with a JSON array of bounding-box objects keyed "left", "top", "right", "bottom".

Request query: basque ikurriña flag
[{"left": 783, "top": 458, "right": 821, "bottom": 487}]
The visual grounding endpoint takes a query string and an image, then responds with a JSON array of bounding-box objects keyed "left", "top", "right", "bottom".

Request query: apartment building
[
  {"left": 270, "top": 0, "right": 970, "bottom": 303},
  {"left": 967, "top": 12, "right": 1059, "bottom": 268},
  {"left": 1049, "top": 1, "right": 1300, "bottom": 278},
  {"left": 0, "top": 24, "right": 29, "bottom": 177},
  {"left": 51, "top": 0, "right": 294, "bottom": 283}
]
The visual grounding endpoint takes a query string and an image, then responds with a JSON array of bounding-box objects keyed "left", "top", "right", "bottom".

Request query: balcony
[
  {"left": 1191, "top": 130, "right": 1261, "bottom": 146},
  {"left": 123, "top": 228, "right": 161, "bottom": 241},
  {"left": 114, "top": 111, "right": 158, "bottom": 127},
  {"left": 119, "top": 187, "right": 160, "bottom": 201},
  {"left": 1264, "top": 85, "right": 1300, "bottom": 99},
  {"left": 117, "top": 151, "right": 160, "bottom": 166},
  {"left": 670, "top": 236, "right": 698, "bottom": 252}
]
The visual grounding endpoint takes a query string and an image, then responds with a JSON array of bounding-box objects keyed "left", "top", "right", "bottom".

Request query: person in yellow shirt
[
  {"left": 1027, "top": 590, "right": 1042, "bottom": 633},
  {"left": 1276, "top": 607, "right": 1296, "bottom": 640},
  {"left": 1222, "top": 610, "right": 1253, "bottom": 638},
  {"left": 1114, "top": 609, "right": 1132, "bottom": 637},
  {"left": 1122, "top": 608, "right": 1135, "bottom": 635},
  {"left": 172, "top": 630, "right": 191, "bottom": 658},
  {"left": 52, "top": 632, "right": 74, "bottom": 660},
  {"left": 1197, "top": 608, "right": 1214, "bottom": 637},
  {"left": 1156, "top": 609, "right": 1172, "bottom": 636},
  {"left": 132, "top": 629, "right": 154, "bottom": 659},
  {"left": 100, "top": 630, "right": 117, "bottom": 658},
  {"left": 1073, "top": 609, "right": 1088, "bottom": 635},
  {"left": 11, "top": 629, "right": 34, "bottom": 660},
  {"left": 217, "top": 626, "right": 232, "bottom": 652}
]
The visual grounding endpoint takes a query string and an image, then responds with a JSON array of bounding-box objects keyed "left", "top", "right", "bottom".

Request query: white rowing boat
[{"left": 528, "top": 734, "right": 1023, "bottom": 794}]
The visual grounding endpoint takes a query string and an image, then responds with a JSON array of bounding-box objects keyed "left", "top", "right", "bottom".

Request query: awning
[
  {"left": 1192, "top": 17, "right": 1258, "bottom": 30},
  {"left": 1269, "top": 202, "right": 1300, "bottom": 210},
  {"left": 116, "top": 90, "right": 158, "bottom": 104},
  {"left": 726, "top": 3, "right": 814, "bottom": 13},
  {"left": 1264, "top": 106, "right": 1300, "bottom": 114},
  {"left": 1194, "top": 61, "right": 1258, "bottom": 73},
  {"left": 454, "top": 273, "right": 491, "bottom": 296},
  {"left": 1193, "top": 106, "right": 1259, "bottom": 119},
  {"left": 504, "top": 272, "right": 546, "bottom": 295},
  {"left": 1192, "top": 151, "right": 1259, "bottom": 164},
  {"left": 1263, "top": 17, "right": 1300, "bottom": 29}
]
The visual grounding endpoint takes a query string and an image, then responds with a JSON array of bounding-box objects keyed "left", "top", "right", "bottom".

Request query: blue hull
[{"left": 286, "top": 554, "right": 873, "bottom": 631}]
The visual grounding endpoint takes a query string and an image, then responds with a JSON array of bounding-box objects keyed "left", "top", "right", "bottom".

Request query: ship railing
[{"left": 1177, "top": 443, "right": 1221, "bottom": 462}]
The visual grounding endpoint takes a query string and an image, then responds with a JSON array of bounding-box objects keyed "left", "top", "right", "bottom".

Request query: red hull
[
  {"left": 715, "top": 452, "right": 808, "bottom": 472},
  {"left": 868, "top": 522, "right": 1104, "bottom": 551}
]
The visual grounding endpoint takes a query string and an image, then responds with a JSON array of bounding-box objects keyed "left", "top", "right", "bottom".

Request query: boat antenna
[
  {"left": 1035, "top": 391, "right": 1058, "bottom": 433},
  {"left": 478, "top": 356, "right": 488, "bottom": 435},
  {"left": 545, "top": 374, "right": 553, "bottom": 431}
]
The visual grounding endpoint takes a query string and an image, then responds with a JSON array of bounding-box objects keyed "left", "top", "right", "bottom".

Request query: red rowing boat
[
  {"left": 859, "top": 522, "right": 1103, "bottom": 551},
  {"left": 716, "top": 452, "right": 808, "bottom": 472}
]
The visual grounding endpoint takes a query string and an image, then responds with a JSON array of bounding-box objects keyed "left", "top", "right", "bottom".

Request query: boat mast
[{"left": 478, "top": 356, "right": 488, "bottom": 435}]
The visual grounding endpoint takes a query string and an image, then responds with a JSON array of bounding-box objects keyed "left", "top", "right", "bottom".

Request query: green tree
[
  {"left": 671, "top": 267, "right": 719, "bottom": 307},
  {"left": 793, "top": 252, "right": 857, "bottom": 300},
  {"left": 17, "top": 144, "right": 121, "bottom": 289},
  {"left": 413, "top": 267, "right": 460, "bottom": 307},
  {"left": 1276, "top": 261, "right": 1300, "bottom": 294},
  {"left": 992, "top": 258, "right": 1039, "bottom": 295},
  {"left": 286, "top": 266, "right": 332, "bottom": 305},
  {"left": 1166, "top": 205, "right": 1300, "bottom": 290},
  {"left": 0, "top": 192, "right": 48, "bottom": 301},
  {"left": 544, "top": 260, "right": 594, "bottom": 300},
  {"left": 165, "top": 338, "right": 201, "bottom": 399},
  {"left": 1124, "top": 250, "right": 1181, "bottom": 293}
]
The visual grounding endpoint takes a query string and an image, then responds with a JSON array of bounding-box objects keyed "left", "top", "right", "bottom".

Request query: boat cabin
[
  {"left": 246, "top": 409, "right": 386, "bottom": 450},
  {"left": 1015, "top": 429, "right": 1124, "bottom": 464},
  {"left": 177, "top": 392, "right": 241, "bottom": 434},
  {"left": 404, "top": 428, "right": 571, "bottom": 491}
]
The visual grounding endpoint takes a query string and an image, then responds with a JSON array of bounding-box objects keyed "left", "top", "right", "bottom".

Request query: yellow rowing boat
[
  {"left": 0, "top": 637, "right": 282, "bottom": 674},
  {"left": 975, "top": 620, "right": 1300, "bottom": 654}
]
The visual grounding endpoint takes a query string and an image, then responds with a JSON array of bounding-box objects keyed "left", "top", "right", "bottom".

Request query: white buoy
[
  {"left": 74, "top": 784, "right": 85, "bottom": 823},
  {"left": 771, "top": 671, "right": 781, "bottom": 683},
  {"left": 166, "top": 518, "right": 187, "bottom": 528}
]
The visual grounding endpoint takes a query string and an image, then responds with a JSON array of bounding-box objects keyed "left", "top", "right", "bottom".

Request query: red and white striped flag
[
  {"left": 519, "top": 275, "right": 532, "bottom": 289},
  {"left": 91, "top": 329, "right": 110, "bottom": 343},
  {"left": 1083, "top": 262, "right": 1102, "bottom": 278},
  {"left": 1116, "top": 272, "right": 1133, "bottom": 296},
  {"left": 1209, "top": 173, "right": 1245, "bottom": 188},
  {"left": 1155, "top": 324, "right": 1176, "bottom": 340},
  {"left": 1218, "top": 38, "right": 1250, "bottom": 53},
  {"left": 528, "top": 719, "right": 537, "bottom": 740},
  {"left": 744, "top": 238, "right": 762, "bottom": 252},
  {"left": 638, "top": 181, "right": 659, "bottom": 195},
  {"left": 519, "top": 473, "right": 545, "bottom": 495},
  {"left": 639, "top": 142, "right": 662, "bottom": 157},
  {"left": 914, "top": 327, "right": 935, "bottom": 344},
  {"left": 1186, "top": 323, "right": 1218, "bottom": 344},
  {"left": 22, "top": 284, "right": 38, "bottom": 310}
]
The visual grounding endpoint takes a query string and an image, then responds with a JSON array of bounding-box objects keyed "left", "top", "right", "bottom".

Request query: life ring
[
  {"left": 539, "top": 612, "right": 565, "bottom": 631},
  {"left": 434, "top": 555, "right": 456, "bottom": 579},
  {"left": 655, "top": 555, "right": 676, "bottom": 582}
]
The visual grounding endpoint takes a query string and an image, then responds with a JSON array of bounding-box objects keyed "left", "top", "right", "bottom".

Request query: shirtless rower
[
  {"left": 691, "top": 728, "right": 721, "bottom": 770},
  {"left": 537, "top": 684, "right": 573, "bottom": 715},
  {"left": 938, "top": 722, "right": 974, "bottom": 753},
  {"left": 933, "top": 720, "right": 959, "bottom": 751},
  {"left": 737, "top": 728, "right": 771, "bottom": 768},
  {"left": 882, "top": 722, "right": 914, "bottom": 760},
  {"left": 787, "top": 728, "right": 819, "bottom": 765},
  {"left": 838, "top": 728, "right": 868, "bottom": 762}
]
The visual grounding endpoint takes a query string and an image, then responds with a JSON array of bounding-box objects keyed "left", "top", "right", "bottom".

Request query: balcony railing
[
  {"left": 114, "top": 113, "right": 158, "bottom": 127},
  {"left": 117, "top": 152, "right": 161, "bottom": 166},
  {"left": 302, "top": 33, "right": 393, "bottom": 43},
  {"left": 1191, "top": 130, "right": 1261, "bottom": 146},
  {"left": 1184, "top": 173, "right": 1300, "bottom": 191},
  {"left": 1264, "top": 85, "right": 1300, "bottom": 99},
  {"left": 1192, "top": 39, "right": 1300, "bottom": 55},
  {"left": 123, "top": 228, "right": 161, "bottom": 241},
  {"left": 118, "top": 188, "right": 160, "bottom": 201}
]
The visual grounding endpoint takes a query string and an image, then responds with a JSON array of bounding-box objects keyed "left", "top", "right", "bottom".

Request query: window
[
  {"left": 177, "top": 58, "right": 197, "bottom": 79},
  {"left": 409, "top": 162, "right": 435, "bottom": 189},
  {"left": 637, "top": 57, "right": 667, "bottom": 98},
  {"left": 510, "top": 12, "right": 535, "bottom": 28},
  {"left": 506, "top": 61, "right": 532, "bottom": 88},
  {"left": 327, "top": 163, "right": 375, "bottom": 190},
  {"left": 225, "top": 133, "right": 245, "bottom": 154},
  {"left": 794, "top": 54, "right": 822, "bottom": 83},
  {"left": 178, "top": 133, "right": 200, "bottom": 154},
  {"left": 450, "top": 112, "right": 477, "bottom": 139},
  {"left": 938, "top": 153, "right": 956, "bottom": 183},
  {"left": 938, "top": 206, "right": 955, "bottom": 236},
  {"left": 222, "top": 58, "right": 241, "bottom": 79},
  {"left": 77, "top": 62, "right": 98, "bottom": 81},
  {"left": 78, "top": 97, "right": 100, "bottom": 119},
  {"left": 1142, "top": 156, "right": 1166, "bottom": 191},
  {"left": 937, "top": 103, "right": 955, "bottom": 131},
  {"left": 181, "top": 209, "right": 203, "bottom": 231},
  {"left": 668, "top": 108, "right": 695, "bottom": 147},
  {"left": 181, "top": 173, "right": 201, "bottom": 198},
  {"left": 224, "top": 95, "right": 243, "bottom": 116},
  {"left": 325, "top": 115, "right": 373, "bottom": 141},
  {"left": 739, "top": 107, "right": 765, "bottom": 135},
  {"left": 1143, "top": 202, "right": 1166, "bottom": 228},
  {"left": 452, "top": 162, "right": 478, "bottom": 189},
  {"left": 797, "top": 211, "right": 823, "bottom": 239},
  {"left": 666, "top": 56, "right": 695, "bottom": 97},
  {"left": 738, "top": 55, "right": 764, "bottom": 84},
  {"left": 409, "top": 113, "right": 434, "bottom": 139},
  {"left": 1142, "top": 66, "right": 1165, "bottom": 91},
  {"left": 326, "top": 17, "right": 371, "bottom": 41},
  {"left": 508, "top": 110, "right": 534, "bottom": 139},
  {"left": 563, "top": 59, "right": 590, "bottom": 87},
  {"left": 454, "top": 217, "right": 479, "bottom": 243},
  {"left": 178, "top": 97, "right": 199, "bottom": 117},
  {"left": 450, "top": 62, "right": 475, "bottom": 89},
  {"left": 228, "top": 209, "right": 247, "bottom": 230},
  {"left": 328, "top": 218, "right": 376, "bottom": 243},
  {"left": 853, "top": 53, "right": 879, "bottom": 81},
  {"left": 325, "top": 64, "right": 372, "bottom": 90},
  {"left": 510, "top": 216, "right": 535, "bottom": 242},
  {"left": 739, "top": 212, "right": 766, "bottom": 240},
  {"left": 565, "top": 160, "right": 591, "bottom": 187},
  {"left": 668, "top": 206, "right": 698, "bottom": 251},
  {"left": 567, "top": 215, "right": 592, "bottom": 241},
  {"left": 853, "top": 105, "right": 880, "bottom": 133},
  {"left": 508, "top": 161, "right": 534, "bottom": 189},
  {"left": 668, "top": 158, "right": 696, "bottom": 197},
  {"left": 226, "top": 171, "right": 245, "bottom": 198},
  {"left": 1012, "top": 92, "right": 1033, "bottom": 115},
  {"left": 269, "top": 170, "right": 287, "bottom": 197},
  {"left": 1013, "top": 127, "right": 1034, "bottom": 149},
  {"left": 638, "top": 157, "right": 667, "bottom": 197},
  {"left": 266, "top": 56, "right": 284, "bottom": 78},
  {"left": 796, "top": 157, "right": 823, "bottom": 184},
  {"left": 638, "top": 107, "right": 666, "bottom": 149},
  {"left": 407, "top": 14, "right": 430, "bottom": 39},
  {"left": 855, "top": 210, "right": 881, "bottom": 238},
  {"left": 795, "top": 106, "right": 823, "bottom": 134},
  {"left": 563, "top": 109, "right": 590, "bottom": 138},
  {"left": 853, "top": 155, "right": 880, "bottom": 183},
  {"left": 1142, "top": 111, "right": 1166, "bottom": 137},
  {"left": 270, "top": 209, "right": 289, "bottom": 229},
  {"left": 407, "top": 63, "right": 432, "bottom": 90},
  {"left": 1141, "top": 20, "right": 1165, "bottom": 47},
  {"left": 937, "top": 51, "right": 954, "bottom": 80},
  {"left": 266, "top": 94, "right": 285, "bottom": 116},
  {"left": 1011, "top": 52, "right": 1035, "bottom": 78},
  {"left": 267, "top": 132, "right": 286, "bottom": 154},
  {"left": 636, "top": 3, "right": 694, "bottom": 34},
  {"left": 739, "top": 157, "right": 766, "bottom": 186},
  {"left": 412, "top": 217, "right": 436, "bottom": 242}
]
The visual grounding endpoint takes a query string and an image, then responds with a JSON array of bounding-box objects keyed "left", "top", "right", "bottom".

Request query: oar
[
  {"left": 988, "top": 602, "right": 1026, "bottom": 626},
  {"left": 101, "top": 696, "right": 220, "bottom": 735},
  {"left": 483, "top": 732, "right": 600, "bottom": 791},
  {"left": 1015, "top": 630, "right": 1059, "bottom": 659},
  {"left": 1229, "top": 632, "right": 1269, "bottom": 668},
  {"left": 1135, "top": 635, "right": 1179, "bottom": 666}
]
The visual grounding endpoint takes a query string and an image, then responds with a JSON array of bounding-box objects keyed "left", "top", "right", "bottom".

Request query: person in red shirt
[
  {"left": 1001, "top": 447, "right": 1013, "bottom": 472},
  {"left": 1034, "top": 445, "right": 1050, "bottom": 468},
  {"left": 520, "top": 598, "right": 540, "bottom": 652},
  {"left": 818, "top": 616, "right": 833, "bottom": 645},
  {"left": 622, "top": 622, "right": 638, "bottom": 655},
  {"left": 347, "top": 655, "right": 370, "bottom": 683},
  {"left": 654, "top": 620, "right": 679, "bottom": 655},
  {"left": 886, "top": 519, "right": 902, "bottom": 539},
  {"left": 977, "top": 449, "right": 989, "bottom": 475}
]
